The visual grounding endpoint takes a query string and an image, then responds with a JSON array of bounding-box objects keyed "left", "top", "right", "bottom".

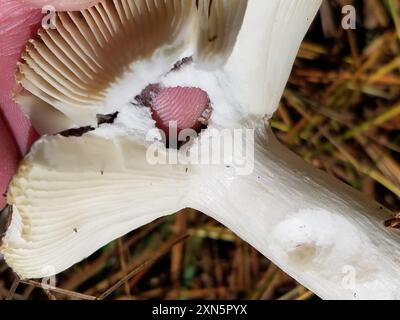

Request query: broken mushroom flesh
[{"left": 2, "top": 0, "right": 400, "bottom": 300}]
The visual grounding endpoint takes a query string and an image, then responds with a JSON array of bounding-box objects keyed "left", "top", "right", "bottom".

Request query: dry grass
[{"left": 1, "top": 0, "right": 399, "bottom": 300}]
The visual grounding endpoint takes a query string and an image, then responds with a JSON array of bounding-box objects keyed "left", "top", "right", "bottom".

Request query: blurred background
[{"left": 1, "top": 0, "right": 400, "bottom": 300}]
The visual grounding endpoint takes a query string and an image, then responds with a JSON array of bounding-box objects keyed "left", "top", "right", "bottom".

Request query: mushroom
[{"left": 1, "top": 0, "right": 400, "bottom": 300}]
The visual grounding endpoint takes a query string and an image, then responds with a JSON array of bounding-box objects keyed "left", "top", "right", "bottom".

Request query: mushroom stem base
[{"left": 191, "top": 126, "right": 400, "bottom": 300}]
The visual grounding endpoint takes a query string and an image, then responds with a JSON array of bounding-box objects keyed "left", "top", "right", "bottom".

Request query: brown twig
[
  {"left": 19, "top": 279, "right": 96, "bottom": 300},
  {"left": 97, "top": 234, "right": 189, "bottom": 300}
]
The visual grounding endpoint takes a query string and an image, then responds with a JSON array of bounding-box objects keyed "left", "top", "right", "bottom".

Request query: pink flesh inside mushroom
[{"left": 148, "top": 86, "right": 211, "bottom": 135}]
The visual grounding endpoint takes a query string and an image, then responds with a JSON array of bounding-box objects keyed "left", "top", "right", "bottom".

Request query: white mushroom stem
[
  {"left": 224, "top": 0, "right": 322, "bottom": 117},
  {"left": 190, "top": 125, "right": 400, "bottom": 300}
]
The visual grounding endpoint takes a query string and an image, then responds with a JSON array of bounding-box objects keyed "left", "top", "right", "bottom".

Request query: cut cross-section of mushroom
[{"left": 16, "top": 0, "right": 250, "bottom": 133}]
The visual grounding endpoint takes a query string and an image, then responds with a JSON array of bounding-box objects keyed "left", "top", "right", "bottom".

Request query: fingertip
[
  {"left": 0, "top": 116, "right": 20, "bottom": 210},
  {"left": 0, "top": 2, "right": 42, "bottom": 155}
]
